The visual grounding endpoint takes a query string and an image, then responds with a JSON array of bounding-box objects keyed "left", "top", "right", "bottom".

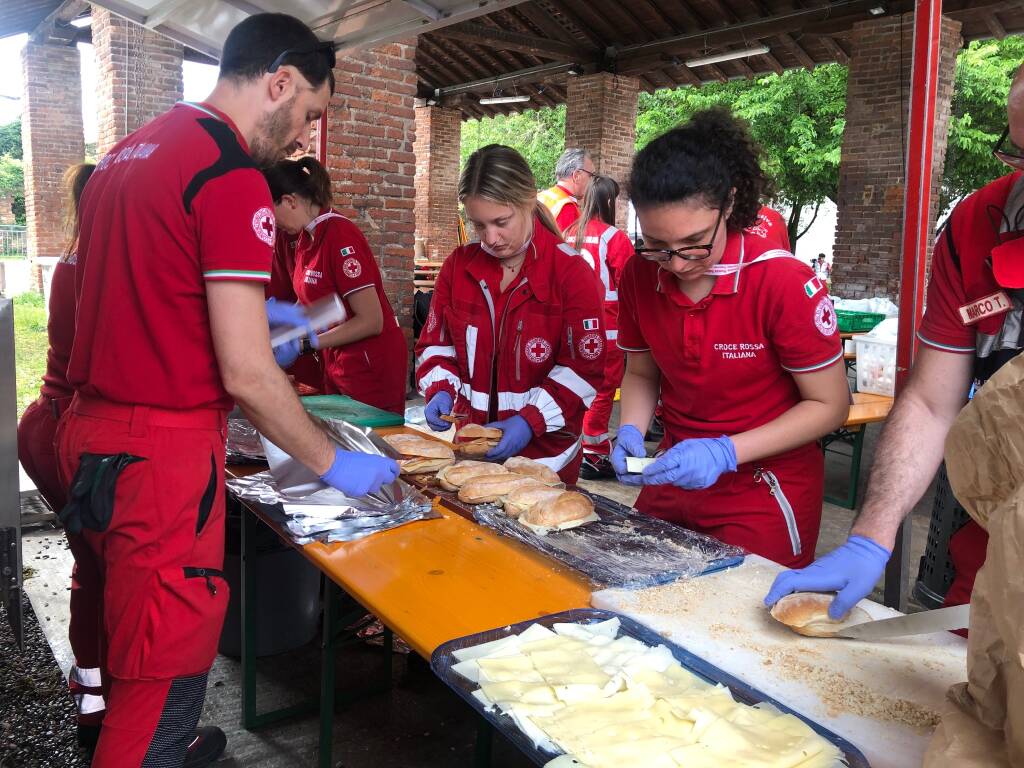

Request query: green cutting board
[{"left": 300, "top": 395, "right": 405, "bottom": 428}]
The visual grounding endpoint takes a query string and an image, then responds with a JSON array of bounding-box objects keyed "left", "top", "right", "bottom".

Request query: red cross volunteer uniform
[
  {"left": 617, "top": 229, "right": 843, "bottom": 567},
  {"left": 538, "top": 184, "right": 581, "bottom": 231},
  {"left": 747, "top": 206, "right": 791, "bottom": 251},
  {"left": 58, "top": 101, "right": 273, "bottom": 767},
  {"left": 268, "top": 233, "right": 324, "bottom": 393},
  {"left": 916, "top": 169, "right": 1024, "bottom": 610},
  {"left": 291, "top": 209, "right": 407, "bottom": 415},
  {"left": 576, "top": 218, "right": 636, "bottom": 457},
  {"left": 415, "top": 220, "right": 606, "bottom": 483}
]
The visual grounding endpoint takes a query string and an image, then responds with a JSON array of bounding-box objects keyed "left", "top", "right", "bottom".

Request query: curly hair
[{"left": 628, "top": 107, "right": 773, "bottom": 231}]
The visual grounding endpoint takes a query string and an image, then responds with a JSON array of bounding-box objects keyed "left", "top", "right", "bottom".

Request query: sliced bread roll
[
  {"left": 503, "top": 456, "right": 560, "bottom": 486},
  {"left": 436, "top": 460, "right": 509, "bottom": 491},
  {"left": 454, "top": 424, "right": 502, "bottom": 457},
  {"left": 501, "top": 483, "right": 564, "bottom": 518},
  {"left": 520, "top": 492, "right": 596, "bottom": 532},
  {"left": 382, "top": 434, "right": 455, "bottom": 474},
  {"left": 457, "top": 474, "right": 536, "bottom": 504},
  {"left": 769, "top": 592, "right": 871, "bottom": 637}
]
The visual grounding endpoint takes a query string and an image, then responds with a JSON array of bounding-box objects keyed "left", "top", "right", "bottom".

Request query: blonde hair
[
  {"left": 459, "top": 144, "right": 561, "bottom": 239},
  {"left": 62, "top": 163, "right": 95, "bottom": 256}
]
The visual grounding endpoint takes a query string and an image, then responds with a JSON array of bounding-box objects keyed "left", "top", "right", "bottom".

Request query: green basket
[
  {"left": 835, "top": 309, "right": 886, "bottom": 333},
  {"left": 299, "top": 395, "right": 404, "bottom": 428}
]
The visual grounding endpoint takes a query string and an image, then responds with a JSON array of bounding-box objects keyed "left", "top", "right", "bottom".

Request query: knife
[{"left": 836, "top": 604, "right": 969, "bottom": 640}]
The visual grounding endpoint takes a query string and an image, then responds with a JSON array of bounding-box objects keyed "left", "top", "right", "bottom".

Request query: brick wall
[
  {"left": 564, "top": 73, "right": 640, "bottom": 228},
  {"left": 326, "top": 41, "right": 419, "bottom": 339},
  {"left": 93, "top": 7, "right": 184, "bottom": 156},
  {"left": 0, "top": 195, "right": 14, "bottom": 225},
  {"left": 21, "top": 40, "right": 84, "bottom": 278},
  {"left": 831, "top": 13, "right": 962, "bottom": 300},
  {"left": 413, "top": 105, "right": 461, "bottom": 261}
]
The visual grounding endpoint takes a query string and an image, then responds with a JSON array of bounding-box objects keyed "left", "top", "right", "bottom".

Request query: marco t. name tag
[{"left": 959, "top": 291, "right": 1012, "bottom": 325}]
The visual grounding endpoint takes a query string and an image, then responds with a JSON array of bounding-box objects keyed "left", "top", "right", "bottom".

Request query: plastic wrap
[{"left": 471, "top": 489, "right": 743, "bottom": 589}]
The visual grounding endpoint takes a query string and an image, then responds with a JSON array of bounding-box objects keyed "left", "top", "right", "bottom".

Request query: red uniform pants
[
  {"left": 57, "top": 396, "right": 229, "bottom": 767},
  {"left": 582, "top": 344, "right": 625, "bottom": 457},
  {"left": 17, "top": 394, "right": 71, "bottom": 511},
  {"left": 324, "top": 325, "right": 408, "bottom": 415},
  {"left": 635, "top": 442, "right": 824, "bottom": 568}
]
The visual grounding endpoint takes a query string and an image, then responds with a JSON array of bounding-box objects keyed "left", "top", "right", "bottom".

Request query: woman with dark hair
[
  {"left": 563, "top": 175, "right": 635, "bottom": 479},
  {"left": 415, "top": 144, "right": 605, "bottom": 483},
  {"left": 263, "top": 156, "right": 407, "bottom": 414},
  {"left": 611, "top": 108, "right": 848, "bottom": 567}
]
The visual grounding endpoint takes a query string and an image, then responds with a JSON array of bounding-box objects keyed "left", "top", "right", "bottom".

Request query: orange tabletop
[{"left": 845, "top": 391, "right": 894, "bottom": 428}]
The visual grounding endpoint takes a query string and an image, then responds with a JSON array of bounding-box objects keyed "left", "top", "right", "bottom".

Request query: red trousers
[
  {"left": 324, "top": 325, "right": 408, "bottom": 415},
  {"left": 582, "top": 344, "right": 625, "bottom": 456},
  {"left": 635, "top": 442, "right": 824, "bottom": 568},
  {"left": 17, "top": 394, "right": 71, "bottom": 511},
  {"left": 57, "top": 396, "right": 229, "bottom": 767},
  {"left": 943, "top": 519, "right": 988, "bottom": 610}
]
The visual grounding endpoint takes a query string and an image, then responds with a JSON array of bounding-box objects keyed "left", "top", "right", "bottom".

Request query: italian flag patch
[
  {"left": 340, "top": 246, "right": 355, "bottom": 257},
  {"left": 582, "top": 318, "right": 600, "bottom": 331},
  {"left": 804, "top": 276, "right": 824, "bottom": 298}
]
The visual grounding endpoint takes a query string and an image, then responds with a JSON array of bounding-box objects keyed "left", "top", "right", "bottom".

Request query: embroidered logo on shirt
[
  {"left": 814, "top": 297, "right": 838, "bottom": 337},
  {"left": 252, "top": 207, "right": 276, "bottom": 246},
  {"left": 342, "top": 257, "right": 362, "bottom": 279},
  {"left": 582, "top": 318, "right": 600, "bottom": 331},
  {"left": 579, "top": 332, "right": 604, "bottom": 360},
  {"left": 714, "top": 342, "right": 766, "bottom": 360},
  {"left": 304, "top": 268, "right": 322, "bottom": 285},
  {"left": 804, "top": 276, "right": 824, "bottom": 298},
  {"left": 525, "top": 337, "right": 552, "bottom": 364},
  {"left": 958, "top": 291, "right": 1012, "bottom": 325},
  {"left": 426, "top": 308, "right": 438, "bottom": 333}
]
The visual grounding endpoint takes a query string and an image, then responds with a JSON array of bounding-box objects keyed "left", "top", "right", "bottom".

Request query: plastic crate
[
  {"left": 836, "top": 309, "right": 886, "bottom": 333},
  {"left": 855, "top": 334, "right": 896, "bottom": 396},
  {"left": 913, "top": 464, "right": 972, "bottom": 609}
]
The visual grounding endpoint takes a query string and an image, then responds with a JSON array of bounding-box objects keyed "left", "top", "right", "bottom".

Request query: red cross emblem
[
  {"left": 814, "top": 297, "right": 837, "bottom": 337},
  {"left": 524, "top": 337, "right": 552, "bottom": 363},
  {"left": 252, "top": 206, "right": 276, "bottom": 246},
  {"left": 579, "top": 332, "right": 604, "bottom": 360}
]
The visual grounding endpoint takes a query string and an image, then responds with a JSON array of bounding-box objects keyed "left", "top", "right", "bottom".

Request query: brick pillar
[
  {"left": 327, "top": 41, "right": 418, "bottom": 340},
  {"left": 831, "top": 13, "right": 961, "bottom": 300},
  {"left": 21, "top": 40, "right": 84, "bottom": 274},
  {"left": 0, "top": 195, "right": 14, "bottom": 225},
  {"left": 414, "top": 105, "right": 461, "bottom": 262},
  {"left": 564, "top": 73, "right": 640, "bottom": 228},
  {"left": 93, "top": 7, "right": 183, "bottom": 155}
]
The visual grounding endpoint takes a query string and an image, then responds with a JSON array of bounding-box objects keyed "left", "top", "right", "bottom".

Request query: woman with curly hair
[{"left": 611, "top": 108, "right": 849, "bottom": 567}]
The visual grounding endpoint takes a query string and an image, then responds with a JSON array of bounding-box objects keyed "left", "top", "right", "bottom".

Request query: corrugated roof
[{"left": 0, "top": 0, "right": 64, "bottom": 39}]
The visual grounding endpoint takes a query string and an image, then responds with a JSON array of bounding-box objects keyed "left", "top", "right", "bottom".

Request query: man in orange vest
[{"left": 538, "top": 148, "right": 595, "bottom": 231}]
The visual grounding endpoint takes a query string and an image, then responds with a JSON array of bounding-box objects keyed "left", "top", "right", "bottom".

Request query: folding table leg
[
  {"left": 241, "top": 506, "right": 258, "bottom": 729},
  {"left": 846, "top": 425, "right": 867, "bottom": 510},
  {"left": 319, "top": 579, "right": 338, "bottom": 768}
]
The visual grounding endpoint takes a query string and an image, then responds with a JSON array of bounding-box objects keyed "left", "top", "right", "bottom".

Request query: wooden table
[
  {"left": 823, "top": 392, "right": 895, "bottom": 509},
  {"left": 228, "top": 427, "right": 591, "bottom": 766}
]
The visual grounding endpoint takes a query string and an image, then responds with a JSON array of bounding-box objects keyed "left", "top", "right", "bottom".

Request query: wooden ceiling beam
[
  {"left": 817, "top": 35, "right": 850, "bottom": 65},
  {"left": 514, "top": 4, "right": 581, "bottom": 45},
  {"left": 777, "top": 32, "right": 816, "bottom": 69},
  {"left": 550, "top": 0, "right": 607, "bottom": 49},
  {"left": 987, "top": 12, "right": 1008, "bottom": 39},
  {"left": 434, "top": 21, "right": 587, "bottom": 60}
]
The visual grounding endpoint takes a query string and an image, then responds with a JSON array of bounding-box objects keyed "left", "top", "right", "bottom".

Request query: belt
[{"left": 72, "top": 395, "right": 227, "bottom": 434}]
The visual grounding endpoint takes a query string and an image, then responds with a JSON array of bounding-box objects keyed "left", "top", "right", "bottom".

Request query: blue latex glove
[
  {"left": 424, "top": 392, "right": 454, "bottom": 432},
  {"left": 611, "top": 425, "right": 647, "bottom": 486},
  {"left": 484, "top": 415, "right": 533, "bottom": 460},
  {"left": 763, "top": 535, "right": 892, "bottom": 620},
  {"left": 320, "top": 447, "right": 400, "bottom": 498},
  {"left": 266, "top": 298, "right": 318, "bottom": 368},
  {"left": 641, "top": 435, "right": 736, "bottom": 489}
]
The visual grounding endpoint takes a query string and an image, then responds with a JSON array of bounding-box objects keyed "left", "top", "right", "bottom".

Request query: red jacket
[
  {"left": 415, "top": 220, "right": 606, "bottom": 478},
  {"left": 570, "top": 219, "right": 635, "bottom": 340}
]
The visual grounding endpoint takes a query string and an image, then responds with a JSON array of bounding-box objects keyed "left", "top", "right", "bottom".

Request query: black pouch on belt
[{"left": 59, "top": 453, "right": 145, "bottom": 534}]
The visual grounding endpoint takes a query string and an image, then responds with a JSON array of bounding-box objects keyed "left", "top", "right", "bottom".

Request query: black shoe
[
  {"left": 645, "top": 416, "right": 664, "bottom": 442},
  {"left": 183, "top": 726, "right": 227, "bottom": 768},
  {"left": 579, "top": 453, "right": 615, "bottom": 480},
  {"left": 77, "top": 722, "right": 101, "bottom": 758}
]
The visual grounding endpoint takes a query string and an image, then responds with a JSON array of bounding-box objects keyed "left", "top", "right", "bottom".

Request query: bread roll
[
  {"left": 503, "top": 456, "right": 560, "bottom": 486},
  {"left": 436, "top": 460, "right": 509, "bottom": 491},
  {"left": 501, "top": 483, "right": 564, "bottom": 518},
  {"left": 457, "top": 474, "right": 535, "bottom": 504},
  {"left": 454, "top": 423, "right": 502, "bottom": 457},
  {"left": 520, "top": 492, "right": 595, "bottom": 530},
  {"left": 382, "top": 434, "right": 454, "bottom": 459},
  {"left": 769, "top": 592, "right": 872, "bottom": 637},
  {"left": 399, "top": 456, "right": 455, "bottom": 474}
]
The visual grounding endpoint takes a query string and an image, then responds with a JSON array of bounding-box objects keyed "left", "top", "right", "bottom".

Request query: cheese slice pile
[{"left": 452, "top": 619, "right": 843, "bottom": 768}]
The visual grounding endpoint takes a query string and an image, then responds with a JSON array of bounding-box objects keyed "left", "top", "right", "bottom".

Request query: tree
[
  {"left": 0, "top": 119, "right": 21, "bottom": 159},
  {"left": 460, "top": 106, "right": 566, "bottom": 188}
]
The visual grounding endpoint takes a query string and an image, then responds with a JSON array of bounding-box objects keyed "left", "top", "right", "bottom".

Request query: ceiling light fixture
[
  {"left": 686, "top": 44, "right": 770, "bottom": 68},
  {"left": 868, "top": 4, "right": 886, "bottom": 15},
  {"left": 479, "top": 94, "right": 532, "bottom": 105},
  {"left": 70, "top": 15, "right": 92, "bottom": 28}
]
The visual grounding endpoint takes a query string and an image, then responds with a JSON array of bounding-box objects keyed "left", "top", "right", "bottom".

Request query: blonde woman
[{"left": 415, "top": 144, "right": 606, "bottom": 483}]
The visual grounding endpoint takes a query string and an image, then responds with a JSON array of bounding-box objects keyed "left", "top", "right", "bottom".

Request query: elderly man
[{"left": 538, "top": 147, "right": 595, "bottom": 231}]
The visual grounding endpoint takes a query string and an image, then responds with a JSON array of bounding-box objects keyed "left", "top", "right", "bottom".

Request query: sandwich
[
  {"left": 501, "top": 483, "right": 564, "bottom": 518},
  {"left": 519, "top": 492, "right": 597, "bottom": 534},
  {"left": 436, "top": 460, "right": 509, "bottom": 491},
  {"left": 503, "top": 456, "right": 561, "bottom": 486},
  {"left": 769, "top": 592, "right": 871, "bottom": 637},
  {"left": 382, "top": 433, "right": 455, "bottom": 474},
  {"left": 457, "top": 474, "right": 536, "bottom": 504},
  {"left": 454, "top": 424, "right": 503, "bottom": 457}
]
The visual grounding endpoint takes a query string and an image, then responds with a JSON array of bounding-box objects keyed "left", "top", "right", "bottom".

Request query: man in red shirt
[
  {"left": 537, "top": 148, "right": 595, "bottom": 231},
  {"left": 58, "top": 14, "right": 397, "bottom": 767},
  {"left": 746, "top": 205, "right": 792, "bottom": 251},
  {"left": 766, "top": 63, "right": 1024, "bottom": 622}
]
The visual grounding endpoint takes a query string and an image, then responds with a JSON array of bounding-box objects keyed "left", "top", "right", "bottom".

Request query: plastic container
[
  {"left": 914, "top": 464, "right": 972, "bottom": 609},
  {"left": 836, "top": 309, "right": 886, "bottom": 333},
  {"left": 855, "top": 334, "right": 897, "bottom": 396},
  {"left": 269, "top": 294, "right": 347, "bottom": 348}
]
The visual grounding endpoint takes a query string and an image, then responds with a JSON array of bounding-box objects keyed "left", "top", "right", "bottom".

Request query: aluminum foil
[{"left": 226, "top": 419, "right": 266, "bottom": 463}]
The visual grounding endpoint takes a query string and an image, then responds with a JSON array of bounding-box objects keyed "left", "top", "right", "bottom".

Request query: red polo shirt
[
  {"left": 68, "top": 102, "right": 274, "bottom": 410},
  {"left": 617, "top": 229, "right": 843, "bottom": 440}
]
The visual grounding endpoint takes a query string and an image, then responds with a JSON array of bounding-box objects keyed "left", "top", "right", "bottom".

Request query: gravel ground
[{"left": 0, "top": 592, "right": 87, "bottom": 768}]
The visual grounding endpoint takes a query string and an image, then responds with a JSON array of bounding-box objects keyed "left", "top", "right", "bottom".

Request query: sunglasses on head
[
  {"left": 994, "top": 126, "right": 1024, "bottom": 171},
  {"left": 268, "top": 41, "right": 336, "bottom": 75}
]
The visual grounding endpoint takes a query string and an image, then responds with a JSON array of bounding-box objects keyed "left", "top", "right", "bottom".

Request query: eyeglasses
[
  {"left": 993, "top": 126, "right": 1024, "bottom": 170},
  {"left": 268, "top": 41, "right": 337, "bottom": 76},
  {"left": 635, "top": 205, "right": 727, "bottom": 263}
]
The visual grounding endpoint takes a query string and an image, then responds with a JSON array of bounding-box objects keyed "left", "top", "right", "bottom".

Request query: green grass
[{"left": 13, "top": 291, "right": 47, "bottom": 418}]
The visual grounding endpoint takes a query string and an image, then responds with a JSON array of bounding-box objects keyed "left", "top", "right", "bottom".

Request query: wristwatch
[{"left": 300, "top": 337, "right": 314, "bottom": 355}]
